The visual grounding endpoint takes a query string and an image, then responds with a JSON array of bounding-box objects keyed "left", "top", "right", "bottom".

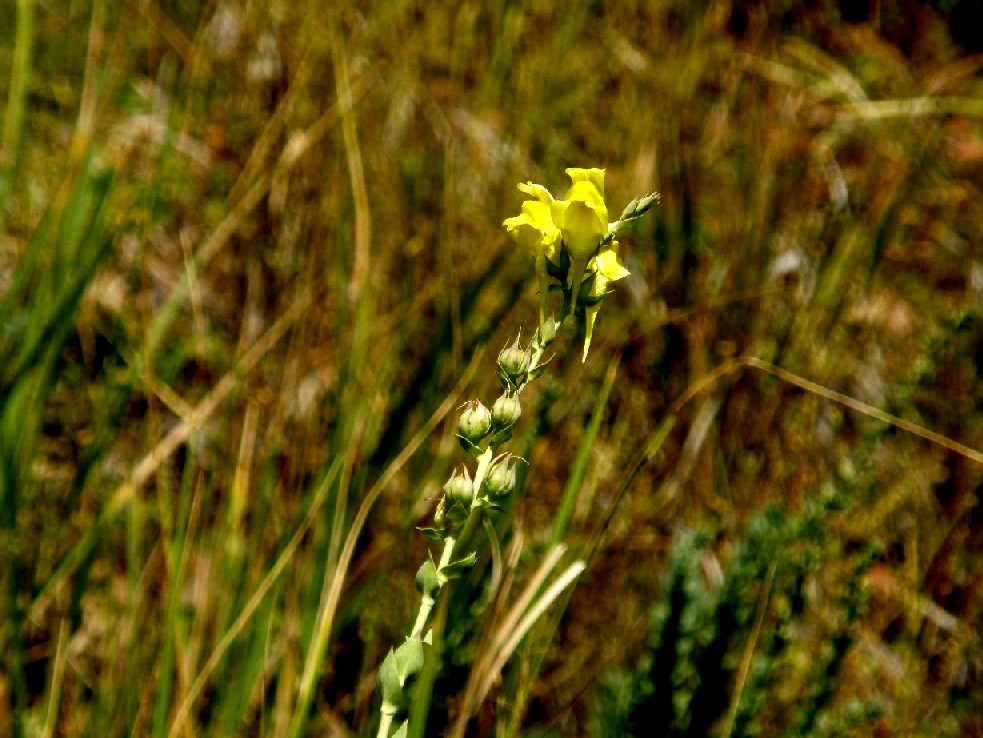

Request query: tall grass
[{"left": 1, "top": 1, "right": 982, "bottom": 736}]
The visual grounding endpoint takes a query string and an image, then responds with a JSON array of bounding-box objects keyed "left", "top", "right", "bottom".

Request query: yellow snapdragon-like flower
[
  {"left": 551, "top": 168, "right": 610, "bottom": 308},
  {"left": 551, "top": 169, "right": 608, "bottom": 258},
  {"left": 581, "top": 243, "right": 630, "bottom": 362},
  {"left": 502, "top": 182, "right": 559, "bottom": 260},
  {"left": 503, "top": 182, "right": 561, "bottom": 330}
]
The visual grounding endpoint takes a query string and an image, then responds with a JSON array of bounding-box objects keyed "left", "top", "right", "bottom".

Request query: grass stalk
[{"left": 0, "top": 0, "right": 33, "bottom": 232}]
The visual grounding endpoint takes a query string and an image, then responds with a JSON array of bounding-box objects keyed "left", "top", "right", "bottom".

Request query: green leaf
[
  {"left": 527, "top": 353, "right": 556, "bottom": 383},
  {"left": 379, "top": 637, "right": 426, "bottom": 715},
  {"left": 416, "top": 526, "right": 447, "bottom": 542},
  {"left": 392, "top": 721, "right": 409, "bottom": 738},
  {"left": 379, "top": 648, "right": 403, "bottom": 714},
  {"left": 496, "top": 368, "right": 520, "bottom": 393},
  {"left": 393, "top": 637, "right": 425, "bottom": 683},
  {"left": 545, "top": 251, "right": 568, "bottom": 280},
  {"left": 455, "top": 433, "right": 485, "bottom": 459},
  {"left": 474, "top": 498, "right": 504, "bottom": 513},
  {"left": 438, "top": 551, "right": 478, "bottom": 583},
  {"left": 489, "top": 427, "right": 513, "bottom": 448},
  {"left": 415, "top": 555, "right": 440, "bottom": 599}
]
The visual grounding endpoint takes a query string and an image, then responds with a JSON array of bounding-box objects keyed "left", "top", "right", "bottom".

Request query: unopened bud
[
  {"left": 485, "top": 453, "right": 520, "bottom": 499},
  {"left": 443, "top": 466, "right": 474, "bottom": 522},
  {"left": 539, "top": 314, "right": 557, "bottom": 346},
  {"left": 433, "top": 499, "right": 447, "bottom": 528},
  {"left": 497, "top": 335, "right": 531, "bottom": 384},
  {"left": 491, "top": 392, "right": 521, "bottom": 430},
  {"left": 457, "top": 399, "right": 492, "bottom": 443},
  {"left": 619, "top": 192, "right": 660, "bottom": 221}
]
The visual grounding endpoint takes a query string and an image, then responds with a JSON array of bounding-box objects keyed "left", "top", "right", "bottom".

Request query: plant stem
[
  {"left": 410, "top": 536, "right": 454, "bottom": 639},
  {"left": 376, "top": 712, "right": 393, "bottom": 738}
]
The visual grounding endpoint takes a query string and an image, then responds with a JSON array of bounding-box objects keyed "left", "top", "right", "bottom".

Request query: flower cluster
[{"left": 503, "top": 167, "right": 652, "bottom": 361}]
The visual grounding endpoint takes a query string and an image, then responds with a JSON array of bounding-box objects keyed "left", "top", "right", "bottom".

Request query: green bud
[
  {"left": 484, "top": 453, "right": 521, "bottom": 499},
  {"left": 623, "top": 191, "right": 660, "bottom": 220},
  {"left": 433, "top": 497, "right": 447, "bottom": 528},
  {"left": 457, "top": 399, "right": 492, "bottom": 443},
  {"left": 497, "top": 335, "right": 531, "bottom": 384},
  {"left": 537, "top": 314, "right": 557, "bottom": 346},
  {"left": 443, "top": 466, "right": 473, "bottom": 522},
  {"left": 491, "top": 391, "right": 521, "bottom": 430}
]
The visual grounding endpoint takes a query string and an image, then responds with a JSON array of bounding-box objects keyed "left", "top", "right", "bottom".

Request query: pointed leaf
[
  {"left": 415, "top": 555, "right": 441, "bottom": 599},
  {"left": 474, "top": 498, "right": 504, "bottom": 513},
  {"left": 455, "top": 433, "right": 485, "bottom": 459},
  {"left": 489, "top": 426, "right": 513, "bottom": 449},
  {"left": 379, "top": 648, "right": 404, "bottom": 714},
  {"left": 438, "top": 551, "right": 478, "bottom": 583},
  {"left": 527, "top": 353, "right": 556, "bottom": 382},
  {"left": 417, "top": 526, "right": 448, "bottom": 542},
  {"left": 392, "top": 636, "right": 425, "bottom": 685}
]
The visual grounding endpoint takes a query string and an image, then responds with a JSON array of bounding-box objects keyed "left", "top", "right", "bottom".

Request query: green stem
[
  {"left": 409, "top": 536, "right": 455, "bottom": 639},
  {"left": 378, "top": 311, "right": 566, "bottom": 734},
  {"left": 407, "top": 446, "right": 495, "bottom": 639},
  {"left": 376, "top": 712, "right": 394, "bottom": 738}
]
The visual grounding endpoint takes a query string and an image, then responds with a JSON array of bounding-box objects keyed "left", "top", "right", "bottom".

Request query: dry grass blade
[
  {"left": 289, "top": 347, "right": 486, "bottom": 738},
  {"left": 167, "top": 456, "right": 342, "bottom": 738},
  {"left": 28, "top": 286, "right": 314, "bottom": 624},
  {"left": 670, "top": 356, "right": 983, "bottom": 466},
  {"left": 449, "top": 544, "right": 586, "bottom": 737},
  {"left": 720, "top": 561, "right": 777, "bottom": 738},
  {"left": 834, "top": 96, "right": 983, "bottom": 120}
]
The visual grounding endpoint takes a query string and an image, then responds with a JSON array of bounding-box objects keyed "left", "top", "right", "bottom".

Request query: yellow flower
[
  {"left": 503, "top": 182, "right": 561, "bottom": 330},
  {"left": 551, "top": 171, "right": 608, "bottom": 259},
  {"left": 551, "top": 168, "right": 609, "bottom": 309},
  {"left": 581, "top": 243, "right": 630, "bottom": 362},
  {"left": 502, "top": 183, "right": 559, "bottom": 261},
  {"left": 590, "top": 243, "right": 630, "bottom": 287}
]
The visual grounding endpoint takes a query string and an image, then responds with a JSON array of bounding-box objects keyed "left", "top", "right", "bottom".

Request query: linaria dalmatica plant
[{"left": 375, "top": 168, "right": 658, "bottom": 738}]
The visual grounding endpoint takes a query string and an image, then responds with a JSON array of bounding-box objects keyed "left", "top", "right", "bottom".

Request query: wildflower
[
  {"left": 580, "top": 244, "right": 630, "bottom": 362},
  {"left": 551, "top": 168, "right": 609, "bottom": 305},
  {"left": 504, "top": 182, "right": 561, "bottom": 329}
]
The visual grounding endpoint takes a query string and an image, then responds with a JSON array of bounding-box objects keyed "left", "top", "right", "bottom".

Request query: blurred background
[{"left": 1, "top": 1, "right": 982, "bottom": 736}]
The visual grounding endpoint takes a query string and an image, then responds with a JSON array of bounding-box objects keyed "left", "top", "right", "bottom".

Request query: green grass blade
[{"left": 549, "top": 355, "right": 620, "bottom": 547}]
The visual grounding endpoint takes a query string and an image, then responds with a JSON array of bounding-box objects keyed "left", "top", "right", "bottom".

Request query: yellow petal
[
  {"left": 591, "top": 246, "right": 630, "bottom": 283},
  {"left": 503, "top": 200, "right": 558, "bottom": 259},
  {"left": 582, "top": 303, "right": 601, "bottom": 362},
  {"left": 517, "top": 182, "right": 554, "bottom": 205},
  {"left": 552, "top": 182, "right": 608, "bottom": 259},
  {"left": 565, "top": 168, "right": 605, "bottom": 198}
]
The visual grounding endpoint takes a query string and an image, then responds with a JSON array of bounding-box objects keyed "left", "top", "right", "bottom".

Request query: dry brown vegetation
[{"left": 1, "top": 1, "right": 982, "bottom": 736}]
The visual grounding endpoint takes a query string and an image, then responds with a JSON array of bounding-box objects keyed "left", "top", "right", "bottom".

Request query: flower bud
[
  {"left": 619, "top": 191, "right": 660, "bottom": 222},
  {"left": 491, "top": 391, "right": 521, "bottom": 430},
  {"left": 497, "top": 336, "right": 531, "bottom": 384},
  {"left": 538, "top": 314, "right": 557, "bottom": 346},
  {"left": 484, "top": 453, "right": 520, "bottom": 499},
  {"left": 457, "top": 399, "right": 492, "bottom": 443},
  {"left": 443, "top": 466, "right": 474, "bottom": 522}
]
